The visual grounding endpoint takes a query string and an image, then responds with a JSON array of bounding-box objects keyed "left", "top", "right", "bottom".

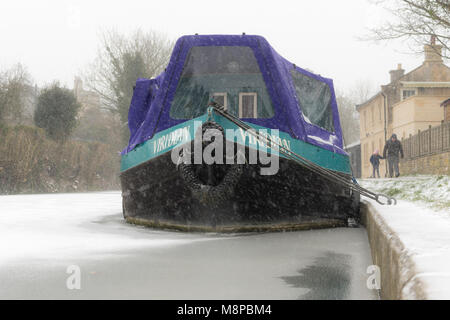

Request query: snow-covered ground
[
  {"left": 360, "top": 175, "right": 450, "bottom": 212},
  {"left": 0, "top": 191, "right": 377, "bottom": 299},
  {"left": 360, "top": 176, "right": 450, "bottom": 299}
]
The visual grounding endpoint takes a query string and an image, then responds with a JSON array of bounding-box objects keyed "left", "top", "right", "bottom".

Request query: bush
[
  {"left": 0, "top": 124, "right": 119, "bottom": 194},
  {"left": 34, "top": 84, "right": 81, "bottom": 142}
]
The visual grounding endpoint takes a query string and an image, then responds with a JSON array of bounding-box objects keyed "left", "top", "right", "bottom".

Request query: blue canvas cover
[{"left": 123, "top": 35, "right": 345, "bottom": 155}]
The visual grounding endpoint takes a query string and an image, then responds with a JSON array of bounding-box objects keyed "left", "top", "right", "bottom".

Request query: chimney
[
  {"left": 389, "top": 63, "right": 404, "bottom": 83},
  {"left": 74, "top": 77, "right": 83, "bottom": 97},
  {"left": 424, "top": 35, "right": 443, "bottom": 63}
]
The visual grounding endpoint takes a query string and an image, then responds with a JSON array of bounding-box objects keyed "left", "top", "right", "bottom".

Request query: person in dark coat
[
  {"left": 383, "top": 133, "right": 404, "bottom": 178},
  {"left": 369, "top": 149, "right": 383, "bottom": 178}
]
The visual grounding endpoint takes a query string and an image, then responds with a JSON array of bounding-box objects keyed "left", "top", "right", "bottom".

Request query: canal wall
[{"left": 360, "top": 201, "right": 428, "bottom": 299}]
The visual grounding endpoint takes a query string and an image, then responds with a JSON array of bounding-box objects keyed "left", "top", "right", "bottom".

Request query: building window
[
  {"left": 401, "top": 89, "right": 416, "bottom": 100},
  {"left": 239, "top": 92, "right": 257, "bottom": 118},
  {"left": 211, "top": 92, "right": 227, "bottom": 110}
]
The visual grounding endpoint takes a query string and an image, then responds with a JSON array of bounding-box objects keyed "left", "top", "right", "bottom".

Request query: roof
[
  {"left": 356, "top": 91, "right": 382, "bottom": 111},
  {"left": 357, "top": 58, "right": 450, "bottom": 110},
  {"left": 344, "top": 141, "right": 361, "bottom": 149},
  {"left": 401, "top": 81, "right": 450, "bottom": 88}
]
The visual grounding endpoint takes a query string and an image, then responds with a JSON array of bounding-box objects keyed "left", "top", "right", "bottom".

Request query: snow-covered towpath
[
  {"left": 360, "top": 176, "right": 450, "bottom": 299},
  {"left": 0, "top": 192, "right": 377, "bottom": 299}
]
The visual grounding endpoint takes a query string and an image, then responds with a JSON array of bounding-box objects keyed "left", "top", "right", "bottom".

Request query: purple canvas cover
[
  {"left": 123, "top": 35, "right": 345, "bottom": 155},
  {"left": 127, "top": 72, "right": 165, "bottom": 139}
]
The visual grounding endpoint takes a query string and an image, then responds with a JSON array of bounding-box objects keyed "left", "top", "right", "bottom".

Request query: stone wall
[
  {"left": 360, "top": 201, "right": 427, "bottom": 299},
  {"left": 400, "top": 150, "right": 450, "bottom": 175}
]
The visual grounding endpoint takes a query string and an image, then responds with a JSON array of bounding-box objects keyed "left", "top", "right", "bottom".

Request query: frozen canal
[{"left": 0, "top": 192, "right": 378, "bottom": 299}]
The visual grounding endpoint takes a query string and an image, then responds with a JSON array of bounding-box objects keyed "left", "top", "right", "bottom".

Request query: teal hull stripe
[{"left": 120, "top": 113, "right": 351, "bottom": 174}]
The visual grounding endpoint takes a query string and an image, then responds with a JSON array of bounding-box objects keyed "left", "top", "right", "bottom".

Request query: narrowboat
[{"left": 120, "top": 34, "right": 361, "bottom": 232}]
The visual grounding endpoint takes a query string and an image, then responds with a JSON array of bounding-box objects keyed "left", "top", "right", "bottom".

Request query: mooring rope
[{"left": 208, "top": 103, "right": 396, "bottom": 205}]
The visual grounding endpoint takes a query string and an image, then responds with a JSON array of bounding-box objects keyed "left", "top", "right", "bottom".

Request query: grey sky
[{"left": 0, "top": 0, "right": 427, "bottom": 94}]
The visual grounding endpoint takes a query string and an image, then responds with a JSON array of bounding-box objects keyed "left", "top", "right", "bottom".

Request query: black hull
[{"left": 120, "top": 146, "right": 360, "bottom": 232}]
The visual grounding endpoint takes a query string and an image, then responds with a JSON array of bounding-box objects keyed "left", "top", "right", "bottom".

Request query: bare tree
[
  {"left": 73, "top": 106, "right": 123, "bottom": 148},
  {"left": 84, "top": 29, "right": 174, "bottom": 132},
  {"left": 337, "top": 92, "right": 360, "bottom": 145},
  {"left": 337, "top": 80, "right": 376, "bottom": 145},
  {"left": 0, "top": 63, "right": 32, "bottom": 124},
  {"left": 348, "top": 79, "right": 376, "bottom": 105},
  {"left": 365, "top": 0, "right": 450, "bottom": 59}
]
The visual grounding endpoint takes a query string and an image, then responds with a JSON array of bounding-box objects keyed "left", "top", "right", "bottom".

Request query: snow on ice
[{"left": 0, "top": 192, "right": 205, "bottom": 265}]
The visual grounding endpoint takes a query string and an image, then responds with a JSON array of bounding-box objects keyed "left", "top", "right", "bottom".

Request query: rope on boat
[{"left": 208, "top": 103, "right": 397, "bottom": 206}]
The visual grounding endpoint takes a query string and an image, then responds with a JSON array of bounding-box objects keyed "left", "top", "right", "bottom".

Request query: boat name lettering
[
  {"left": 237, "top": 128, "right": 291, "bottom": 151},
  {"left": 154, "top": 126, "right": 191, "bottom": 154}
]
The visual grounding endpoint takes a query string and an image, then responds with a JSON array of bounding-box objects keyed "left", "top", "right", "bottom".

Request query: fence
[{"left": 402, "top": 121, "right": 450, "bottom": 160}]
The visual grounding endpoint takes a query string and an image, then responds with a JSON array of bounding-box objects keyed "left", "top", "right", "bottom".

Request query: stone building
[
  {"left": 5, "top": 77, "right": 101, "bottom": 125},
  {"left": 344, "top": 141, "right": 361, "bottom": 178},
  {"left": 0, "top": 83, "right": 38, "bottom": 125},
  {"left": 73, "top": 77, "right": 101, "bottom": 115},
  {"left": 20, "top": 84, "right": 39, "bottom": 125},
  {"left": 356, "top": 38, "right": 450, "bottom": 178}
]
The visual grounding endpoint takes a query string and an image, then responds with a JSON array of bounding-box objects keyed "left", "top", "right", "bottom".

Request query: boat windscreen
[
  {"left": 170, "top": 46, "right": 275, "bottom": 120},
  {"left": 290, "top": 69, "right": 335, "bottom": 133}
]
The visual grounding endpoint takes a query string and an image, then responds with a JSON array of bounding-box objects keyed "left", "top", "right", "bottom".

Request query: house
[
  {"left": 21, "top": 84, "right": 39, "bottom": 125},
  {"left": 356, "top": 38, "right": 450, "bottom": 178},
  {"left": 73, "top": 77, "right": 101, "bottom": 115}
]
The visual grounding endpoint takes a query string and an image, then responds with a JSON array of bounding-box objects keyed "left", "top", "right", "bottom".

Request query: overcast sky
[{"left": 0, "top": 0, "right": 428, "bottom": 95}]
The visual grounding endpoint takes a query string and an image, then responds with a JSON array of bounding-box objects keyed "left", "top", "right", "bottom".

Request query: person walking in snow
[
  {"left": 369, "top": 150, "right": 383, "bottom": 178},
  {"left": 383, "top": 133, "right": 404, "bottom": 178}
]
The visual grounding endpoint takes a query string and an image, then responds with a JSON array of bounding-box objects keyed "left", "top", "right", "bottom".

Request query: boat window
[
  {"left": 290, "top": 69, "right": 335, "bottom": 132},
  {"left": 170, "top": 46, "right": 274, "bottom": 119},
  {"left": 239, "top": 92, "right": 257, "bottom": 118},
  {"left": 211, "top": 92, "right": 228, "bottom": 110}
]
